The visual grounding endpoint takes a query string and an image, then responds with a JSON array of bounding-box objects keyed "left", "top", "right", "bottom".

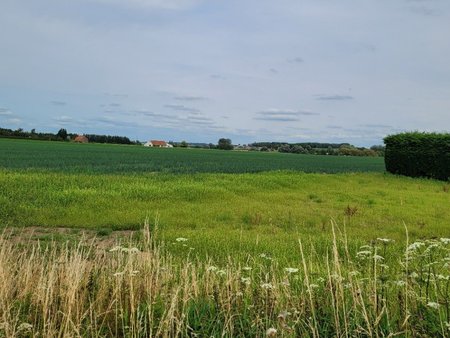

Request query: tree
[
  {"left": 57, "top": 128, "right": 68, "bottom": 140},
  {"left": 180, "top": 140, "right": 188, "bottom": 148},
  {"left": 217, "top": 138, "right": 233, "bottom": 150}
]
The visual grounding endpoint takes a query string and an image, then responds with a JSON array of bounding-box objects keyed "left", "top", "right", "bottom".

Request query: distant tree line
[
  {"left": 0, "top": 127, "right": 138, "bottom": 145},
  {"left": 83, "top": 134, "right": 135, "bottom": 145},
  {"left": 251, "top": 142, "right": 384, "bottom": 157}
]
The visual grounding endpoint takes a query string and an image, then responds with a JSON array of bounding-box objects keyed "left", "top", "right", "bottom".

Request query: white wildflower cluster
[
  {"left": 356, "top": 250, "right": 372, "bottom": 260},
  {"left": 427, "top": 301, "right": 440, "bottom": 310},
  {"left": 284, "top": 267, "right": 299, "bottom": 274},
  {"left": 109, "top": 246, "right": 140, "bottom": 253},
  {"left": 242, "top": 266, "right": 252, "bottom": 271},
  {"left": 372, "top": 254, "right": 384, "bottom": 262},
  {"left": 113, "top": 270, "right": 139, "bottom": 277},
  {"left": 441, "top": 238, "right": 450, "bottom": 245},
  {"left": 394, "top": 280, "right": 406, "bottom": 287},
  {"left": 259, "top": 253, "right": 273, "bottom": 261},
  {"left": 175, "top": 237, "right": 188, "bottom": 242},
  {"left": 261, "top": 282, "right": 274, "bottom": 290},
  {"left": 206, "top": 266, "right": 226, "bottom": 276},
  {"left": 407, "top": 241, "right": 425, "bottom": 252},
  {"left": 377, "top": 238, "right": 393, "bottom": 244},
  {"left": 17, "top": 323, "right": 33, "bottom": 332},
  {"left": 241, "top": 277, "right": 251, "bottom": 285}
]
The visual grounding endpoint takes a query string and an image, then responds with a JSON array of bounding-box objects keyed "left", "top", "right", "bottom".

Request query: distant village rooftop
[
  {"left": 144, "top": 140, "right": 173, "bottom": 148},
  {"left": 74, "top": 135, "right": 89, "bottom": 143}
]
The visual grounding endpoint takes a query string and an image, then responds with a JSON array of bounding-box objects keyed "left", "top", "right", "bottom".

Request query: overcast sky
[{"left": 1, "top": 0, "right": 449, "bottom": 145}]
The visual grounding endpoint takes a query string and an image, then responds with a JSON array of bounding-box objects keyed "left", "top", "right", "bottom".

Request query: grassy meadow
[{"left": 1, "top": 138, "right": 450, "bottom": 336}]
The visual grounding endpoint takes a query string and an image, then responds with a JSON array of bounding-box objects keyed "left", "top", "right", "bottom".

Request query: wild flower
[
  {"left": 261, "top": 282, "right": 274, "bottom": 290},
  {"left": 373, "top": 254, "right": 384, "bottom": 262},
  {"left": 176, "top": 237, "right": 188, "bottom": 242},
  {"left": 427, "top": 302, "right": 440, "bottom": 310},
  {"left": 109, "top": 246, "right": 122, "bottom": 252},
  {"left": 285, "top": 267, "right": 299, "bottom": 274},
  {"left": 113, "top": 272, "right": 124, "bottom": 277},
  {"left": 130, "top": 270, "right": 139, "bottom": 276},
  {"left": 17, "top": 323, "right": 33, "bottom": 332},
  {"left": 266, "top": 328, "right": 277, "bottom": 336},
  {"left": 121, "top": 247, "right": 140, "bottom": 253},
  {"left": 409, "top": 272, "right": 419, "bottom": 279},
  {"left": 217, "top": 270, "right": 227, "bottom": 276},
  {"left": 207, "top": 266, "right": 218, "bottom": 272},
  {"left": 260, "top": 253, "right": 272, "bottom": 260},
  {"left": 377, "top": 238, "right": 393, "bottom": 244},
  {"left": 394, "top": 280, "right": 406, "bottom": 287},
  {"left": 242, "top": 266, "right": 252, "bottom": 271},
  {"left": 441, "top": 238, "right": 450, "bottom": 245},
  {"left": 317, "top": 277, "right": 325, "bottom": 283},
  {"left": 309, "top": 283, "right": 319, "bottom": 289},
  {"left": 407, "top": 241, "right": 425, "bottom": 252},
  {"left": 436, "top": 274, "right": 449, "bottom": 281},
  {"left": 356, "top": 250, "right": 372, "bottom": 259},
  {"left": 241, "top": 277, "right": 251, "bottom": 285}
]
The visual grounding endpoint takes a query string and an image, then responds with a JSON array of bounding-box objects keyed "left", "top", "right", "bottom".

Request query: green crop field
[
  {"left": 1, "top": 138, "right": 450, "bottom": 336},
  {"left": 0, "top": 138, "right": 384, "bottom": 174}
]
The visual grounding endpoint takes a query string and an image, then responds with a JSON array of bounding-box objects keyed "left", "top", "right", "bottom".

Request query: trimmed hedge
[{"left": 384, "top": 132, "right": 450, "bottom": 181}]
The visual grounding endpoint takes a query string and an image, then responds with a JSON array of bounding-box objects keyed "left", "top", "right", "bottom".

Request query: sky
[{"left": 1, "top": 0, "right": 449, "bottom": 146}]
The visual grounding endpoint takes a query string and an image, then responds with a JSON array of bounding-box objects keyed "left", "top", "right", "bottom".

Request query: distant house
[
  {"left": 144, "top": 140, "right": 173, "bottom": 148},
  {"left": 74, "top": 135, "right": 89, "bottom": 143}
]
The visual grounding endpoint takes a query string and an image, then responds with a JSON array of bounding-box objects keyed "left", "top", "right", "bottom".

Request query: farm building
[
  {"left": 74, "top": 135, "right": 89, "bottom": 143},
  {"left": 144, "top": 140, "right": 173, "bottom": 148}
]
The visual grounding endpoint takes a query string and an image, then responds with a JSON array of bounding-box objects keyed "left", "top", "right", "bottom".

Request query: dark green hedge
[{"left": 384, "top": 132, "right": 450, "bottom": 181}]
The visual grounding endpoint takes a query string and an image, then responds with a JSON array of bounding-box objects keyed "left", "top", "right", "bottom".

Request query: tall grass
[{"left": 1, "top": 221, "right": 449, "bottom": 337}]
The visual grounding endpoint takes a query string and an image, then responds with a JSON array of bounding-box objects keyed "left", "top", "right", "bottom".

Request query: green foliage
[
  {"left": 384, "top": 132, "right": 450, "bottom": 181},
  {"left": 217, "top": 138, "right": 233, "bottom": 150},
  {"left": 56, "top": 128, "right": 68, "bottom": 140}
]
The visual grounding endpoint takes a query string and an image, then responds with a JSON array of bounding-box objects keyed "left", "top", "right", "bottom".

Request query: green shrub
[{"left": 384, "top": 132, "right": 450, "bottom": 181}]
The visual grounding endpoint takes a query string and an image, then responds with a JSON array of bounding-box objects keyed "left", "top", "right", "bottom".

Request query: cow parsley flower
[
  {"left": 285, "top": 267, "right": 299, "bottom": 274},
  {"left": 176, "top": 237, "right": 188, "bottom": 242},
  {"left": 261, "top": 283, "right": 274, "bottom": 290},
  {"left": 427, "top": 302, "right": 440, "bottom": 310},
  {"left": 241, "top": 277, "right": 251, "bottom": 285}
]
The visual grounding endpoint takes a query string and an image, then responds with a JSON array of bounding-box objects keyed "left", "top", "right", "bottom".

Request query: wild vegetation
[
  {"left": 1, "top": 138, "right": 449, "bottom": 336},
  {"left": 2, "top": 221, "right": 450, "bottom": 337}
]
